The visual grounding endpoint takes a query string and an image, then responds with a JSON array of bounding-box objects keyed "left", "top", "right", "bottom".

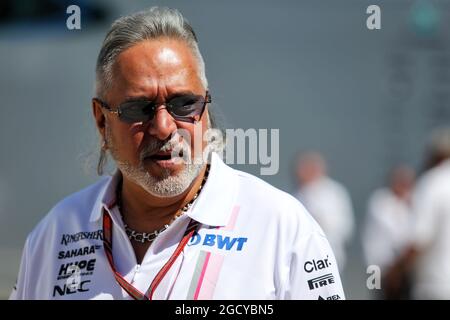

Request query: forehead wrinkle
[
  {"left": 118, "top": 69, "right": 192, "bottom": 101},
  {"left": 157, "top": 69, "right": 189, "bottom": 87},
  {"left": 111, "top": 40, "right": 203, "bottom": 100}
]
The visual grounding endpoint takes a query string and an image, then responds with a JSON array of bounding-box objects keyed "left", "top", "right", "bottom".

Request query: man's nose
[{"left": 147, "top": 106, "right": 177, "bottom": 140}]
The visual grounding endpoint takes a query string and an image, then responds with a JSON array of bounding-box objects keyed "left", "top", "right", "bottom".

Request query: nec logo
[
  {"left": 188, "top": 233, "right": 248, "bottom": 251},
  {"left": 307, "top": 273, "right": 335, "bottom": 290},
  {"left": 52, "top": 280, "right": 90, "bottom": 297}
]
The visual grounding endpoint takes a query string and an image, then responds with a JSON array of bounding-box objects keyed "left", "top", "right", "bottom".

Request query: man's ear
[{"left": 92, "top": 99, "right": 106, "bottom": 140}]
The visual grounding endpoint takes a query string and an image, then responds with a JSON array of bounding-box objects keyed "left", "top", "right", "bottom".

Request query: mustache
[{"left": 139, "top": 137, "right": 183, "bottom": 161}]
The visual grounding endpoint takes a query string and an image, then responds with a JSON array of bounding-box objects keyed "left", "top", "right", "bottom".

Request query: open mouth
[
  {"left": 150, "top": 153, "right": 173, "bottom": 161},
  {"left": 146, "top": 149, "right": 184, "bottom": 162}
]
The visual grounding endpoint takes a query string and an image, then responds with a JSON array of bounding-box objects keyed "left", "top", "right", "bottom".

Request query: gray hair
[
  {"left": 94, "top": 7, "right": 226, "bottom": 176},
  {"left": 95, "top": 6, "right": 208, "bottom": 99}
]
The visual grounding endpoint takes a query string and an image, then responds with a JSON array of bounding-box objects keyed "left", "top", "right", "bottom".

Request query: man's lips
[
  {"left": 144, "top": 148, "right": 185, "bottom": 160},
  {"left": 148, "top": 152, "right": 173, "bottom": 161},
  {"left": 143, "top": 151, "right": 182, "bottom": 169}
]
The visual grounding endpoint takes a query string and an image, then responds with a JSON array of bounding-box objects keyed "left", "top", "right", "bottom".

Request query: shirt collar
[
  {"left": 89, "top": 152, "right": 238, "bottom": 227},
  {"left": 89, "top": 171, "right": 122, "bottom": 222},
  {"left": 185, "top": 152, "right": 238, "bottom": 227}
]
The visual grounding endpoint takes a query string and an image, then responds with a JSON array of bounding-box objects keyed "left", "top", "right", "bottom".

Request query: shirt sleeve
[
  {"left": 9, "top": 237, "right": 30, "bottom": 300},
  {"left": 283, "top": 230, "right": 346, "bottom": 300}
]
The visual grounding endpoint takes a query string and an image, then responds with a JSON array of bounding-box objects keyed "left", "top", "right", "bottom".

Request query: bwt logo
[{"left": 188, "top": 233, "right": 248, "bottom": 251}]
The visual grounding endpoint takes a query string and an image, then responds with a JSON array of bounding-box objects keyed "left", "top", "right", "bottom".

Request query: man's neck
[{"left": 119, "top": 165, "right": 207, "bottom": 233}]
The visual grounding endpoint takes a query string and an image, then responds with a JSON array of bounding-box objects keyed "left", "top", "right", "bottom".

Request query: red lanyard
[{"left": 102, "top": 209, "right": 199, "bottom": 300}]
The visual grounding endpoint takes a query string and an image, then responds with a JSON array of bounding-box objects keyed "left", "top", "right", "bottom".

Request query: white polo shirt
[
  {"left": 10, "top": 152, "right": 344, "bottom": 300},
  {"left": 410, "top": 160, "right": 450, "bottom": 299},
  {"left": 296, "top": 177, "right": 354, "bottom": 271},
  {"left": 362, "top": 188, "right": 413, "bottom": 271}
]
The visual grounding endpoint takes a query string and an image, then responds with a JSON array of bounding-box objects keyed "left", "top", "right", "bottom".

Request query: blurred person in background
[
  {"left": 295, "top": 152, "right": 355, "bottom": 272},
  {"left": 362, "top": 165, "right": 416, "bottom": 299},
  {"left": 385, "top": 127, "right": 450, "bottom": 299}
]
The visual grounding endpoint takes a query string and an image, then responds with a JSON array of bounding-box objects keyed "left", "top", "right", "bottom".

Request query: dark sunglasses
[{"left": 93, "top": 91, "right": 211, "bottom": 124}]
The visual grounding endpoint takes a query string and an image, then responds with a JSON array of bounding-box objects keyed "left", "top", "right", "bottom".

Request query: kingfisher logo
[
  {"left": 188, "top": 233, "right": 248, "bottom": 251},
  {"left": 60, "top": 230, "right": 103, "bottom": 246}
]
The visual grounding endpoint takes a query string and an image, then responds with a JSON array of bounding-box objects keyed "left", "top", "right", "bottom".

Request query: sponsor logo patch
[
  {"left": 187, "top": 233, "right": 248, "bottom": 251},
  {"left": 58, "top": 245, "right": 101, "bottom": 259},
  {"left": 318, "top": 294, "right": 341, "bottom": 300},
  {"left": 304, "top": 256, "right": 332, "bottom": 273},
  {"left": 60, "top": 230, "right": 103, "bottom": 246},
  {"left": 307, "top": 273, "right": 335, "bottom": 290},
  {"left": 57, "top": 259, "right": 96, "bottom": 280},
  {"left": 53, "top": 280, "right": 91, "bottom": 297}
]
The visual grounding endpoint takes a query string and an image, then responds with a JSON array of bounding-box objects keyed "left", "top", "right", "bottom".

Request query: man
[
  {"left": 362, "top": 165, "right": 415, "bottom": 299},
  {"left": 385, "top": 127, "right": 450, "bottom": 299},
  {"left": 295, "top": 152, "right": 354, "bottom": 272},
  {"left": 10, "top": 7, "right": 344, "bottom": 300}
]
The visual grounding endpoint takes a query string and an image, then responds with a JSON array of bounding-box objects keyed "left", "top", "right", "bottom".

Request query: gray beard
[
  {"left": 115, "top": 159, "right": 203, "bottom": 197},
  {"left": 106, "top": 129, "right": 204, "bottom": 198}
]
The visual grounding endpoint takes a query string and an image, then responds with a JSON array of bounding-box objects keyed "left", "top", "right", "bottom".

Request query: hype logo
[{"left": 188, "top": 232, "right": 248, "bottom": 251}]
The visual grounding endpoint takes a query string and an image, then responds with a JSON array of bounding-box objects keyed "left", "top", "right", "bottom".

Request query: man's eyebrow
[
  {"left": 122, "top": 91, "right": 199, "bottom": 103},
  {"left": 166, "top": 91, "right": 197, "bottom": 99},
  {"left": 122, "top": 95, "right": 153, "bottom": 103}
]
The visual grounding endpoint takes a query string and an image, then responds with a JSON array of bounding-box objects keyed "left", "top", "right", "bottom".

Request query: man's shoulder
[
  {"left": 416, "top": 161, "right": 450, "bottom": 198},
  {"left": 52, "top": 176, "right": 111, "bottom": 213},
  {"left": 233, "top": 169, "right": 324, "bottom": 236},
  {"left": 27, "top": 177, "right": 111, "bottom": 244},
  {"left": 234, "top": 169, "right": 299, "bottom": 205},
  {"left": 321, "top": 177, "right": 350, "bottom": 197},
  {"left": 428, "top": 161, "right": 450, "bottom": 184}
]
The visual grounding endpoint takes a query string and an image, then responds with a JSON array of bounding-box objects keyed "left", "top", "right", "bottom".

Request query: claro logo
[
  {"left": 304, "top": 256, "right": 332, "bottom": 273},
  {"left": 188, "top": 233, "right": 248, "bottom": 251}
]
